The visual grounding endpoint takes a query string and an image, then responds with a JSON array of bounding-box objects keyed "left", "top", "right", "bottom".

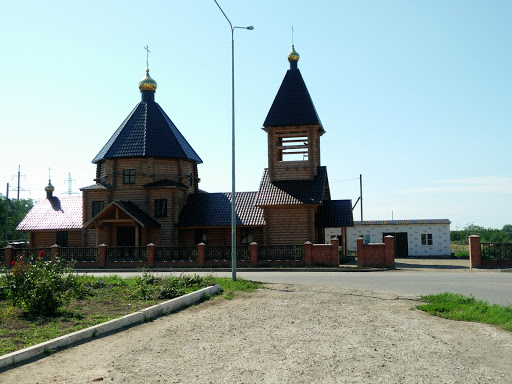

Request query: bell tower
[{"left": 262, "top": 45, "right": 324, "bottom": 182}]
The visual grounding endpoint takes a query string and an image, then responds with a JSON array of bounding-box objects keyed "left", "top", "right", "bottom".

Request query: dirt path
[{"left": 1, "top": 284, "right": 511, "bottom": 383}]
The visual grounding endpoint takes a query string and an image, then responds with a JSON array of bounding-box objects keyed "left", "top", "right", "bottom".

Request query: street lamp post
[{"left": 213, "top": 1, "right": 253, "bottom": 281}]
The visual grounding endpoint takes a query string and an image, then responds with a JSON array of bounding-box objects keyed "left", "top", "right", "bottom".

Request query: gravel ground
[{"left": 1, "top": 283, "right": 511, "bottom": 384}]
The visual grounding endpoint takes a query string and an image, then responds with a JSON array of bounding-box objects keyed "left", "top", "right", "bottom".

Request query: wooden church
[{"left": 18, "top": 46, "right": 353, "bottom": 249}]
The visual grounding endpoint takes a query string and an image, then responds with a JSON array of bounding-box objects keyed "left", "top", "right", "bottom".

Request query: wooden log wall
[
  {"left": 31, "top": 230, "right": 82, "bottom": 248},
  {"left": 264, "top": 206, "right": 317, "bottom": 244}
]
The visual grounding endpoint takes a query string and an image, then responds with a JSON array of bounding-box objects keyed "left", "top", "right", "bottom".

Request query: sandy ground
[{"left": 1, "top": 283, "right": 511, "bottom": 384}]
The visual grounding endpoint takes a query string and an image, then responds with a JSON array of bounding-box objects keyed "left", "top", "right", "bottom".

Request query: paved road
[{"left": 88, "top": 260, "right": 512, "bottom": 305}]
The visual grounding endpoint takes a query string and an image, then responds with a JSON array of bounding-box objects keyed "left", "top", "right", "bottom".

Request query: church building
[{"left": 18, "top": 46, "right": 353, "bottom": 250}]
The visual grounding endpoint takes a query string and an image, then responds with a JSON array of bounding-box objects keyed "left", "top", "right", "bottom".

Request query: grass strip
[
  {"left": 0, "top": 275, "right": 260, "bottom": 356},
  {"left": 417, "top": 292, "right": 512, "bottom": 331}
]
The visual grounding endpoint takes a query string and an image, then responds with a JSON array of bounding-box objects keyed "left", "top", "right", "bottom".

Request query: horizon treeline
[{"left": 451, "top": 224, "right": 512, "bottom": 243}]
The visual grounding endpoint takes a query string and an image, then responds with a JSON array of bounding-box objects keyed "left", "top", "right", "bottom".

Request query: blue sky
[{"left": 1, "top": 0, "right": 511, "bottom": 230}]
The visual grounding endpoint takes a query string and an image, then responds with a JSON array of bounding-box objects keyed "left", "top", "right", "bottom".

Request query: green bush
[
  {"left": 2, "top": 254, "right": 78, "bottom": 316},
  {"left": 130, "top": 271, "right": 215, "bottom": 301}
]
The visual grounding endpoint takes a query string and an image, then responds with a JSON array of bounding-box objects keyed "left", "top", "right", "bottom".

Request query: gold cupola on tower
[
  {"left": 138, "top": 69, "right": 158, "bottom": 91},
  {"left": 287, "top": 45, "right": 300, "bottom": 62}
]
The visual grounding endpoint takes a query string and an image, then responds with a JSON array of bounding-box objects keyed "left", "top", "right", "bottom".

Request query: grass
[
  {"left": 0, "top": 274, "right": 260, "bottom": 356},
  {"left": 417, "top": 292, "right": 512, "bottom": 331}
]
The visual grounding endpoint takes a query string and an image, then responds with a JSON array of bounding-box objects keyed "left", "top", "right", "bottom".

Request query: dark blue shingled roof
[
  {"left": 316, "top": 200, "right": 353, "bottom": 228},
  {"left": 92, "top": 101, "right": 202, "bottom": 164},
  {"left": 263, "top": 66, "right": 322, "bottom": 128},
  {"left": 178, "top": 192, "right": 264, "bottom": 227},
  {"left": 255, "top": 167, "right": 327, "bottom": 206}
]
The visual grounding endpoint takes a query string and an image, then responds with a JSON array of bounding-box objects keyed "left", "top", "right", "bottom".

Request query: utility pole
[
  {"left": 4, "top": 183, "right": 9, "bottom": 246},
  {"left": 359, "top": 174, "right": 363, "bottom": 221},
  {"left": 64, "top": 173, "right": 76, "bottom": 195},
  {"left": 12, "top": 165, "right": 26, "bottom": 200}
]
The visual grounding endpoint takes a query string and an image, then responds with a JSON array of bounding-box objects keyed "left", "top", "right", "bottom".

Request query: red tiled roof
[{"left": 17, "top": 195, "right": 83, "bottom": 231}]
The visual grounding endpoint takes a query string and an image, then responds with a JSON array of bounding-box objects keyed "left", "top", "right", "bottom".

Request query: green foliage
[
  {"left": 1, "top": 254, "right": 78, "bottom": 316},
  {"left": 212, "top": 277, "right": 260, "bottom": 297},
  {"left": 0, "top": 273, "right": 260, "bottom": 354},
  {"left": 130, "top": 271, "right": 217, "bottom": 301},
  {"left": 453, "top": 250, "right": 469, "bottom": 259},
  {"left": 0, "top": 195, "right": 33, "bottom": 245},
  {"left": 417, "top": 292, "right": 512, "bottom": 331},
  {"left": 451, "top": 223, "right": 512, "bottom": 243}
]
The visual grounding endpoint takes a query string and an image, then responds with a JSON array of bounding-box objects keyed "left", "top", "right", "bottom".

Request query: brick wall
[
  {"left": 305, "top": 238, "right": 339, "bottom": 267},
  {"left": 4, "top": 240, "right": 340, "bottom": 268},
  {"left": 356, "top": 236, "right": 395, "bottom": 268}
]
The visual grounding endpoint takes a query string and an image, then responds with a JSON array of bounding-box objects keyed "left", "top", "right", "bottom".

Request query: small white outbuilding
[{"left": 326, "top": 219, "right": 451, "bottom": 258}]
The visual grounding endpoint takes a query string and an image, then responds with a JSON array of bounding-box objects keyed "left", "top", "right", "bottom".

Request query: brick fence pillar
[
  {"left": 357, "top": 237, "right": 365, "bottom": 267},
  {"left": 304, "top": 241, "right": 313, "bottom": 266},
  {"left": 330, "top": 238, "right": 340, "bottom": 266},
  {"left": 384, "top": 235, "right": 395, "bottom": 268},
  {"left": 250, "top": 242, "right": 258, "bottom": 267},
  {"left": 5, "top": 246, "right": 13, "bottom": 267},
  {"left": 51, "top": 244, "right": 60, "bottom": 262},
  {"left": 146, "top": 243, "right": 155, "bottom": 268},
  {"left": 469, "top": 235, "right": 481, "bottom": 269},
  {"left": 197, "top": 243, "right": 206, "bottom": 267},
  {"left": 98, "top": 244, "right": 107, "bottom": 267}
]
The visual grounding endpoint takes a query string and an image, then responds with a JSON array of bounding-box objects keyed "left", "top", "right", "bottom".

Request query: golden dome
[
  {"left": 138, "top": 69, "right": 157, "bottom": 91},
  {"left": 44, "top": 179, "right": 54, "bottom": 192},
  {"left": 288, "top": 45, "right": 300, "bottom": 62}
]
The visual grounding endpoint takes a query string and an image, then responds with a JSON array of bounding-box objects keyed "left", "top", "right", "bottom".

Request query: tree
[
  {"left": 450, "top": 223, "right": 512, "bottom": 243},
  {"left": 0, "top": 194, "right": 33, "bottom": 246},
  {"left": 503, "top": 225, "right": 512, "bottom": 242}
]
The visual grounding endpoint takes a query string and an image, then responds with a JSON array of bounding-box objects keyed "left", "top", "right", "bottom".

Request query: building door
[
  {"left": 383, "top": 232, "right": 409, "bottom": 258},
  {"left": 117, "top": 226, "right": 135, "bottom": 246}
]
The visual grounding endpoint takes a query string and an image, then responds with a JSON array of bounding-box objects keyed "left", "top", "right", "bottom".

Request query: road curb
[
  {"left": 0, "top": 284, "right": 221, "bottom": 369},
  {"left": 75, "top": 267, "right": 388, "bottom": 273}
]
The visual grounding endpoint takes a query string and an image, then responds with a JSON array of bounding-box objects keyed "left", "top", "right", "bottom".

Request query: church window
[
  {"left": 195, "top": 229, "right": 207, "bottom": 244},
  {"left": 155, "top": 199, "right": 167, "bottom": 218},
  {"left": 240, "top": 228, "right": 254, "bottom": 245},
  {"left": 123, "top": 169, "right": 136, "bottom": 184},
  {"left": 56, "top": 231, "right": 68, "bottom": 247},
  {"left": 92, "top": 201, "right": 104, "bottom": 217}
]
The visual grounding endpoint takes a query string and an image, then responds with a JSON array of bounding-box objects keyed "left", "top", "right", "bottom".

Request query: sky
[{"left": 1, "top": 0, "right": 511, "bottom": 230}]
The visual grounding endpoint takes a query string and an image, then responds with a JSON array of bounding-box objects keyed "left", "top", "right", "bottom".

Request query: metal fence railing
[
  {"left": 206, "top": 246, "right": 250, "bottom": 262},
  {"left": 154, "top": 246, "right": 197, "bottom": 262},
  {"left": 107, "top": 247, "right": 146, "bottom": 262},
  {"left": 58, "top": 247, "right": 98, "bottom": 263},
  {"left": 258, "top": 244, "right": 304, "bottom": 262},
  {"left": 3, "top": 243, "right": 311, "bottom": 266},
  {"left": 481, "top": 242, "right": 512, "bottom": 260}
]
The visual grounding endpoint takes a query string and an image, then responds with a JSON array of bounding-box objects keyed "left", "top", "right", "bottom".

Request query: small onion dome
[
  {"left": 288, "top": 45, "right": 300, "bottom": 62},
  {"left": 44, "top": 179, "right": 55, "bottom": 193},
  {"left": 138, "top": 69, "right": 157, "bottom": 91}
]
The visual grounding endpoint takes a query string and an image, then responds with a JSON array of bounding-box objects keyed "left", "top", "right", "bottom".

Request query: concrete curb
[
  {"left": 75, "top": 267, "right": 387, "bottom": 273},
  {"left": 0, "top": 284, "right": 221, "bottom": 369}
]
